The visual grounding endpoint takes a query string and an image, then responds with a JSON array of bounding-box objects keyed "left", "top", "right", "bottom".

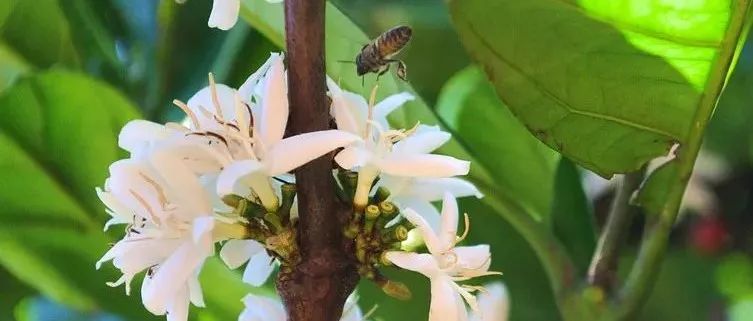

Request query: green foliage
[
  {"left": 449, "top": 0, "right": 749, "bottom": 177},
  {"left": 550, "top": 159, "right": 596, "bottom": 274},
  {"left": 0, "top": 70, "right": 150, "bottom": 318},
  {"left": 436, "top": 66, "right": 559, "bottom": 219}
]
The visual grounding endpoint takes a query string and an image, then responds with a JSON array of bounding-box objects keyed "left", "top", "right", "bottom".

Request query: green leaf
[
  {"left": 0, "top": 70, "right": 156, "bottom": 318},
  {"left": 0, "top": 42, "right": 29, "bottom": 92},
  {"left": 0, "top": 267, "right": 35, "bottom": 320},
  {"left": 436, "top": 66, "right": 559, "bottom": 219},
  {"left": 449, "top": 0, "right": 751, "bottom": 177},
  {"left": 0, "top": 0, "right": 79, "bottom": 68},
  {"left": 550, "top": 159, "right": 596, "bottom": 274}
]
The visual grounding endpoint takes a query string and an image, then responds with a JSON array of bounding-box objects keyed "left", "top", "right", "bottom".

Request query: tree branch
[
  {"left": 277, "top": 1, "right": 359, "bottom": 320},
  {"left": 587, "top": 168, "right": 645, "bottom": 292}
]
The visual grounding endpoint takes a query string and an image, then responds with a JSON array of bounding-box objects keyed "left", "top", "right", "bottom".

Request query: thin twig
[{"left": 587, "top": 168, "right": 646, "bottom": 292}]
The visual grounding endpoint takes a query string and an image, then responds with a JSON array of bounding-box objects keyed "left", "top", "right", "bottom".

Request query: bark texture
[{"left": 277, "top": 1, "right": 359, "bottom": 320}]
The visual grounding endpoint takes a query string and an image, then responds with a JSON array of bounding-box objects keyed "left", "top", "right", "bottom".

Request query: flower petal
[
  {"left": 188, "top": 274, "right": 205, "bottom": 307},
  {"left": 471, "top": 282, "right": 509, "bottom": 321},
  {"left": 439, "top": 193, "right": 459, "bottom": 250},
  {"left": 373, "top": 92, "right": 414, "bottom": 129},
  {"left": 327, "top": 77, "right": 368, "bottom": 135},
  {"left": 393, "top": 197, "right": 440, "bottom": 230},
  {"left": 380, "top": 154, "right": 470, "bottom": 178},
  {"left": 165, "top": 286, "right": 191, "bottom": 321},
  {"left": 141, "top": 239, "right": 211, "bottom": 315},
  {"left": 393, "top": 125, "right": 451, "bottom": 155},
  {"left": 429, "top": 277, "right": 466, "bottom": 321},
  {"left": 384, "top": 252, "right": 440, "bottom": 278},
  {"left": 118, "top": 120, "right": 170, "bottom": 155},
  {"left": 454, "top": 245, "right": 492, "bottom": 277},
  {"left": 402, "top": 208, "right": 442, "bottom": 254},
  {"left": 220, "top": 239, "right": 261, "bottom": 269},
  {"left": 265, "top": 130, "right": 360, "bottom": 175},
  {"left": 255, "top": 56, "right": 288, "bottom": 148},
  {"left": 243, "top": 250, "right": 275, "bottom": 286},
  {"left": 240, "top": 294, "right": 286, "bottom": 321},
  {"left": 381, "top": 176, "right": 482, "bottom": 202},
  {"left": 238, "top": 53, "right": 281, "bottom": 102},
  {"left": 192, "top": 216, "right": 215, "bottom": 243},
  {"left": 334, "top": 145, "right": 370, "bottom": 170},
  {"left": 216, "top": 160, "right": 265, "bottom": 197},
  {"left": 149, "top": 148, "right": 213, "bottom": 215},
  {"left": 207, "top": 0, "right": 240, "bottom": 30}
]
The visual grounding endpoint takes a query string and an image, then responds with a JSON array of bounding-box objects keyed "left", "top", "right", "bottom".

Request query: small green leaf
[
  {"left": 550, "top": 159, "right": 596, "bottom": 274},
  {"left": 449, "top": 0, "right": 751, "bottom": 177},
  {"left": 634, "top": 160, "right": 679, "bottom": 216},
  {"left": 436, "top": 66, "right": 559, "bottom": 219}
]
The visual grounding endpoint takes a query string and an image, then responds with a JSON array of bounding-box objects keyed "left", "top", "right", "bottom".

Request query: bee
[{"left": 354, "top": 25, "right": 413, "bottom": 82}]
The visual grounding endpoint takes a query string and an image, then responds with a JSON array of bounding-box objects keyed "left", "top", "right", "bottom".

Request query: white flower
[
  {"left": 327, "top": 79, "right": 470, "bottom": 208},
  {"left": 219, "top": 239, "right": 275, "bottom": 286},
  {"left": 96, "top": 158, "right": 244, "bottom": 321},
  {"left": 208, "top": 0, "right": 240, "bottom": 30},
  {"left": 174, "top": 54, "right": 358, "bottom": 211},
  {"left": 385, "top": 193, "right": 497, "bottom": 321},
  {"left": 206, "top": 0, "right": 283, "bottom": 31},
  {"left": 238, "top": 292, "right": 366, "bottom": 321},
  {"left": 469, "top": 282, "right": 509, "bottom": 321},
  {"left": 238, "top": 294, "right": 287, "bottom": 321}
]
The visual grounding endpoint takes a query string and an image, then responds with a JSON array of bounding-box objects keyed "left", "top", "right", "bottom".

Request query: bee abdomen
[{"left": 377, "top": 25, "right": 412, "bottom": 58}]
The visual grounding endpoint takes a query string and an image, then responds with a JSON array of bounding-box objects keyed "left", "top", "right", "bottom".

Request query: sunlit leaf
[{"left": 449, "top": 0, "right": 751, "bottom": 177}]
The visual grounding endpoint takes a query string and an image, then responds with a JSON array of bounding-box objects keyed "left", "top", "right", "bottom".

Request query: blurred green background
[{"left": 1, "top": 0, "right": 753, "bottom": 320}]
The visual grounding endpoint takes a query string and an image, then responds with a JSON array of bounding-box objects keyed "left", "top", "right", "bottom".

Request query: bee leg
[
  {"left": 395, "top": 60, "right": 407, "bottom": 81},
  {"left": 384, "top": 59, "right": 408, "bottom": 81},
  {"left": 376, "top": 65, "right": 391, "bottom": 82}
]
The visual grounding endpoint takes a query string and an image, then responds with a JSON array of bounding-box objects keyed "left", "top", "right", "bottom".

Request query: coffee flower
[
  {"left": 204, "top": 54, "right": 359, "bottom": 210},
  {"left": 327, "top": 80, "right": 470, "bottom": 209},
  {"left": 385, "top": 193, "right": 497, "bottom": 321},
  {"left": 469, "top": 282, "right": 509, "bottom": 321},
  {"left": 206, "top": 0, "right": 283, "bottom": 30},
  {"left": 96, "top": 158, "right": 246, "bottom": 321}
]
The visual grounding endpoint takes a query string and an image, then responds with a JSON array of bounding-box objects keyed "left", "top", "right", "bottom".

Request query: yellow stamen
[
  {"left": 173, "top": 99, "right": 200, "bottom": 130},
  {"left": 363, "top": 84, "right": 380, "bottom": 140},
  {"left": 455, "top": 213, "right": 471, "bottom": 245}
]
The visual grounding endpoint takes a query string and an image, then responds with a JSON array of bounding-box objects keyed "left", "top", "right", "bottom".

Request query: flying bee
[{"left": 353, "top": 25, "right": 412, "bottom": 82}]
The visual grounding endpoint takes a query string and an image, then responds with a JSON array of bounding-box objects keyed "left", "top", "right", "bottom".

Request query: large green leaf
[
  {"left": 449, "top": 0, "right": 751, "bottom": 177},
  {"left": 436, "top": 66, "right": 559, "bottom": 219}
]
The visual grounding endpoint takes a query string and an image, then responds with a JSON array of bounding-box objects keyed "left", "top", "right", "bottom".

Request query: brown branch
[
  {"left": 277, "top": 1, "right": 359, "bottom": 320},
  {"left": 587, "top": 168, "right": 645, "bottom": 292}
]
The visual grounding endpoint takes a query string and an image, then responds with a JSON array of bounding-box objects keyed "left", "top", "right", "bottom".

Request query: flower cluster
[{"left": 96, "top": 51, "right": 500, "bottom": 320}]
